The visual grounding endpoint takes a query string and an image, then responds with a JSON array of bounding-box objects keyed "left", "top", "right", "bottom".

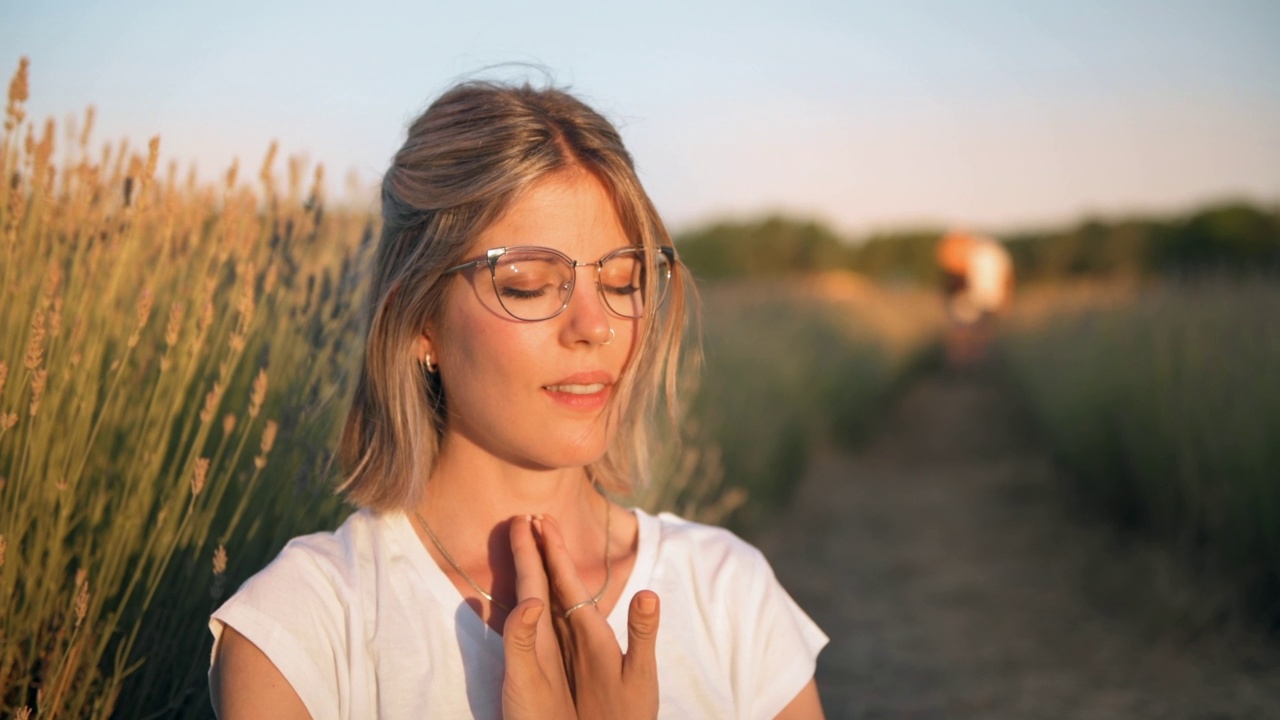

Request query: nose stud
[{"left": 601, "top": 328, "right": 615, "bottom": 346}]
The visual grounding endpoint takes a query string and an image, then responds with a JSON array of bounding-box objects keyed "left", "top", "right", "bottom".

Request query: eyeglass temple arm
[{"left": 443, "top": 247, "right": 508, "bottom": 275}]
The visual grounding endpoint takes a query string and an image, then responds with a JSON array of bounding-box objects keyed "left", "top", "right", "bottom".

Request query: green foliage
[
  {"left": 1000, "top": 279, "right": 1280, "bottom": 623},
  {"left": 843, "top": 230, "right": 944, "bottom": 286},
  {"left": 673, "top": 201, "right": 1280, "bottom": 289},
  {"left": 1006, "top": 219, "right": 1159, "bottom": 281},
  {"left": 692, "top": 279, "right": 942, "bottom": 533},
  {"left": 1007, "top": 202, "right": 1280, "bottom": 284},
  {"left": 0, "top": 91, "right": 366, "bottom": 714},
  {"left": 674, "top": 215, "right": 946, "bottom": 286},
  {"left": 675, "top": 215, "right": 847, "bottom": 280},
  {"left": 1160, "top": 203, "right": 1280, "bottom": 273}
]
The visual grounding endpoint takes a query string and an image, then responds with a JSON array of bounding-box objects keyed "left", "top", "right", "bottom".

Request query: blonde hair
[{"left": 338, "top": 81, "right": 691, "bottom": 511}]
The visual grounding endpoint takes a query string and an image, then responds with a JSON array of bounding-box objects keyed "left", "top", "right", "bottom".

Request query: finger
[
  {"left": 509, "top": 515, "right": 550, "bottom": 605},
  {"left": 501, "top": 598, "right": 546, "bottom": 679},
  {"left": 511, "top": 515, "right": 564, "bottom": 670},
  {"left": 537, "top": 512, "right": 621, "bottom": 700},
  {"left": 622, "top": 590, "right": 660, "bottom": 684},
  {"left": 534, "top": 514, "right": 597, "bottom": 620},
  {"left": 502, "top": 599, "right": 576, "bottom": 720}
]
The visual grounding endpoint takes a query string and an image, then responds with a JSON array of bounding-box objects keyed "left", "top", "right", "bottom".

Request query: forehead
[{"left": 471, "top": 169, "right": 631, "bottom": 259}]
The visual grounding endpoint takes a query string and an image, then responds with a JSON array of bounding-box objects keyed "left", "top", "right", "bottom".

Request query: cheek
[
  {"left": 614, "top": 322, "right": 645, "bottom": 394},
  {"left": 614, "top": 318, "right": 641, "bottom": 368},
  {"left": 435, "top": 284, "right": 517, "bottom": 389},
  {"left": 439, "top": 321, "right": 540, "bottom": 408}
]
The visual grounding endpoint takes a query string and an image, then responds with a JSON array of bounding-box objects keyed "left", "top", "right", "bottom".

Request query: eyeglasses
[{"left": 444, "top": 245, "right": 676, "bottom": 322}]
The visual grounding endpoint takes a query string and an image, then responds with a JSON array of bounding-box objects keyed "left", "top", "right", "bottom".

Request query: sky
[{"left": 3, "top": 0, "right": 1278, "bottom": 236}]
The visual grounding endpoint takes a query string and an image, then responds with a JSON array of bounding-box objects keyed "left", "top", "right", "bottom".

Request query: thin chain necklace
[{"left": 413, "top": 498, "right": 611, "bottom": 613}]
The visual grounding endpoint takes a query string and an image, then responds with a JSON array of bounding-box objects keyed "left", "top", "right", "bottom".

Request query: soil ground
[{"left": 755, "top": 366, "right": 1280, "bottom": 720}]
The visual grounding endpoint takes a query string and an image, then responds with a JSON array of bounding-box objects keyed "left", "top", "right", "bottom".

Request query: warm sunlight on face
[{"left": 427, "top": 169, "right": 638, "bottom": 470}]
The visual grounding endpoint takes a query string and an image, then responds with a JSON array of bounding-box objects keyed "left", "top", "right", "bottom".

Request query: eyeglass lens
[{"left": 491, "top": 248, "right": 671, "bottom": 321}]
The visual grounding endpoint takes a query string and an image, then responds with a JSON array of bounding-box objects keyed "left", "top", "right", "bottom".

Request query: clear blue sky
[{"left": 3, "top": 0, "right": 1278, "bottom": 234}]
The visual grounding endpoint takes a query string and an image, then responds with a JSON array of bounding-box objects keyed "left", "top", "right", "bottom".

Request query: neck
[
  {"left": 416, "top": 432, "right": 608, "bottom": 550},
  {"left": 407, "top": 431, "right": 627, "bottom": 627}
]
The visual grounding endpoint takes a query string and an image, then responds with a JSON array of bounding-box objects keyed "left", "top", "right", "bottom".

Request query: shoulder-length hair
[{"left": 337, "top": 81, "right": 692, "bottom": 511}]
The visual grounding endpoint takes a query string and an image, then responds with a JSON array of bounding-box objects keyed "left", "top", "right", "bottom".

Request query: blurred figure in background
[{"left": 936, "top": 230, "right": 1014, "bottom": 366}]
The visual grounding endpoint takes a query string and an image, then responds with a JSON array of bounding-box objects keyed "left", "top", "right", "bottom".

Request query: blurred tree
[
  {"left": 844, "top": 230, "right": 944, "bottom": 285},
  {"left": 1006, "top": 201, "right": 1278, "bottom": 285},
  {"left": 673, "top": 200, "right": 1279, "bottom": 285},
  {"left": 675, "top": 215, "right": 846, "bottom": 279},
  {"left": 1158, "top": 203, "right": 1280, "bottom": 274}
]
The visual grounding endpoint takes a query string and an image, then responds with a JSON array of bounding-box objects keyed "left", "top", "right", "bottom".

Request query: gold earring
[{"left": 424, "top": 353, "right": 438, "bottom": 373}]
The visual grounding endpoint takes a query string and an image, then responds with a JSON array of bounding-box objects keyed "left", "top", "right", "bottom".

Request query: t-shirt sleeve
[
  {"left": 735, "top": 546, "right": 829, "bottom": 720},
  {"left": 209, "top": 541, "right": 352, "bottom": 720}
]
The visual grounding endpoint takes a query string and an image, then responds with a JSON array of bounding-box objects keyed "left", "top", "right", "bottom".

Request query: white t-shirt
[
  {"left": 965, "top": 239, "right": 1012, "bottom": 313},
  {"left": 209, "top": 508, "right": 828, "bottom": 719}
]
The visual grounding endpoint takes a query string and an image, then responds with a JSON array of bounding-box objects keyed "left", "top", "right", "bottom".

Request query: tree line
[{"left": 674, "top": 200, "right": 1280, "bottom": 285}]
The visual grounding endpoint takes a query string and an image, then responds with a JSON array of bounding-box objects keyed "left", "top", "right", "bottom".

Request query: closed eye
[
  {"left": 500, "top": 285, "right": 552, "bottom": 300},
  {"left": 602, "top": 282, "right": 641, "bottom": 297}
]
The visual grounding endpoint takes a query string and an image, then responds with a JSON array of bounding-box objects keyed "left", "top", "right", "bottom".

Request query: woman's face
[{"left": 425, "top": 169, "right": 638, "bottom": 471}]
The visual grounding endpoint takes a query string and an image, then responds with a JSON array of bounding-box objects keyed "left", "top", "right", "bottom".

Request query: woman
[{"left": 209, "top": 80, "right": 827, "bottom": 719}]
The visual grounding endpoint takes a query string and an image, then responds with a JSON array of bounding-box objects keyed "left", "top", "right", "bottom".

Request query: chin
[
  {"left": 523, "top": 431, "right": 612, "bottom": 471},
  {"left": 542, "top": 445, "right": 610, "bottom": 471}
]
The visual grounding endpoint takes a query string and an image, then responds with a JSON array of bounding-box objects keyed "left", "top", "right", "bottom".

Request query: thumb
[
  {"left": 503, "top": 598, "right": 545, "bottom": 676},
  {"left": 623, "top": 590, "right": 660, "bottom": 681}
]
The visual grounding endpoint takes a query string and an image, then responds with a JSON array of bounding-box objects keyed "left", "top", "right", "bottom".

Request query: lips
[
  {"left": 544, "top": 382, "right": 607, "bottom": 395},
  {"left": 542, "top": 372, "right": 614, "bottom": 410}
]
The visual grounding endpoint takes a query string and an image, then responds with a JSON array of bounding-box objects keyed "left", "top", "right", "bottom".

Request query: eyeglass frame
[{"left": 442, "top": 244, "right": 677, "bottom": 322}]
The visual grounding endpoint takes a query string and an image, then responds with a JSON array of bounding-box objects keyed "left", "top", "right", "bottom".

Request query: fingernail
[
  {"left": 639, "top": 595, "right": 657, "bottom": 614},
  {"left": 523, "top": 604, "right": 543, "bottom": 624}
]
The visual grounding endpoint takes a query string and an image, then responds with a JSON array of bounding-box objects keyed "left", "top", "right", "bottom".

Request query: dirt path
[{"left": 755, "top": 367, "right": 1280, "bottom": 720}]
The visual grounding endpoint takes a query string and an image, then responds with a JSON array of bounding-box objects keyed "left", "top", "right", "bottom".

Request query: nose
[{"left": 559, "top": 266, "right": 613, "bottom": 346}]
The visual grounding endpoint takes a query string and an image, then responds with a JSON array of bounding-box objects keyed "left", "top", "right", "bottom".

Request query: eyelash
[
  {"left": 500, "top": 286, "right": 547, "bottom": 300},
  {"left": 604, "top": 283, "right": 639, "bottom": 296}
]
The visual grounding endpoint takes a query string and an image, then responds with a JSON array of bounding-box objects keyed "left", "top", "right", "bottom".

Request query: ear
[{"left": 415, "top": 331, "right": 435, "bottom": 365}]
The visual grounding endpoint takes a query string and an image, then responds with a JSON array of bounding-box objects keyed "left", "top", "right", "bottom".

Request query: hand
[
  {"left": 501, "top": 516, "right": 575, "bottom": 720},
  {"left": 536, "top": 514, "right": 660, "bottom": 720}
]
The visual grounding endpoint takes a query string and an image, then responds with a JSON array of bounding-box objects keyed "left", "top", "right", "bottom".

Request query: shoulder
[
  {"left": 209, "top": 510, "right": 402, "bottom": 719},
  {"left": 640, "top": 510, "right": 776, "bottom": 593},
  {"left": 247, "top": 510, "right": 380, "bottom": 589},
  {"left": 215, "top": 509, "right": 396, "bottom": 628},
  {"left": 275, "top": 509, "right": 384, "bottom": 570},
  {"left": 633, "top": 510, "right": 829, "bottom": 718},
  {"left": 647, "top": 510, "right": 757, "bottom": 554}
]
